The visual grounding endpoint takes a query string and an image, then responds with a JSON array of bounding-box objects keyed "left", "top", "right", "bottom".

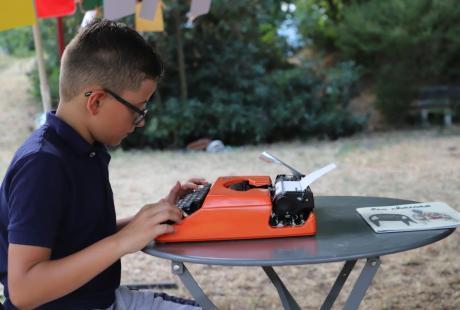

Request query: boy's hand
[
  {"left": 166, "top": 177, "right": 208, "bottom": 205},
  {"left": 115, "top": 199, "right": 182, "bottom": 254}
]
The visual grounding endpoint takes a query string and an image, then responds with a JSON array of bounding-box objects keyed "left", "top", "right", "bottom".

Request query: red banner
[{"left": 35, "top": 0, "right": 76, "bottom": 18}]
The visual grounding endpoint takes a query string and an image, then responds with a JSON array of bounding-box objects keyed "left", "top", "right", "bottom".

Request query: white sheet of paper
[
  {"left": 140, "top": 0, "right": 158, "bottom": 20},
  {"left": 300, "top": 163, "right": 337, "bottom": 189},
  {"left": 188, "top": 0, "right": 211, "bottom": 21},
  {"left": 104, "top": 0, "right": 136, "bottom": 20},
  {"left": 274, "top": 163, "right": 336, "bottom": 196},
  {"left": 275, "top": 180, "right": 301, "bottom": 196}
]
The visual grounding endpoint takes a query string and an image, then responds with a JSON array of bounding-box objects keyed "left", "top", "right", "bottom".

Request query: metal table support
[
  {"left": 171, "top": 258, "right": 381, "bottom": 310},
  {"left": 344, "top": 257, "right": 381, "bottom": 310},
  {"left": 171, "top": 261, "right": 217, "bottom": 310},
  {"left": 263, "top": 266, "right": 301, "bottom": 310},
  {"left": 321, "top": 257, "right": 381, "bottom": 310},
  {"left": 321, "top": 260, "right": 357, "bottom": 310}
]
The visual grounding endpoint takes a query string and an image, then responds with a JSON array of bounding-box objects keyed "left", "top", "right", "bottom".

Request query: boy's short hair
[{"left": 59, "top": 19, "right": 164, "bottom": 102}]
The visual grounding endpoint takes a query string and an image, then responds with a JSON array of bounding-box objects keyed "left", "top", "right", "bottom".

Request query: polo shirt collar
[{"left": 45, "top": 111, "right": 109, "bottom": 159}]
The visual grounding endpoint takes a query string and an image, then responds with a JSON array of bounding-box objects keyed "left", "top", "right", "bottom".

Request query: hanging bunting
[
  {"left": 135, "top": 2, "right": 164, "bottom": 32},
  {"left": 140, "top": 0, "right": 159, "bottom": 20},
  {"left": 104, "top": 0, "right": 136, "bottom": 20},
  {"left": 81, "top": 9, "right": 98, "bottom": 28},
  {"left": 35, "top": 0, "right": 76, "bottom": 18},
  {"left": 0, "top": 1, "right": 36, "bottom": 31},
  {"left": 187, "top": 0, "right": 211, "bottom": 22}
]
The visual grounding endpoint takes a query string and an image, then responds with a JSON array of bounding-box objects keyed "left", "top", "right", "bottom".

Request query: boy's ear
[{"left": 85, "top": 91, "right": 105, "bottom": 116}]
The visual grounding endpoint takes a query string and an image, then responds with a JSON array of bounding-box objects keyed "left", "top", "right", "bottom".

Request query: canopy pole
[
  {"left": 57, "top": 17, "right": 65, "bottom": 58},
  {"left": 32, "top": 22, "right": 52, "bottom": 112}
]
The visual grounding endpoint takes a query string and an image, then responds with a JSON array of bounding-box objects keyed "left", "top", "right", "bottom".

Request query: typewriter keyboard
[{"left": 177, "top": 183, "right": 212, "bottom": 216}]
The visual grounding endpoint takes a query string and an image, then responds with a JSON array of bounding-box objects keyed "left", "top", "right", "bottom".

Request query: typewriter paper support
[{"left": 156, "top": 152, "right": 336, "bottom": 243}]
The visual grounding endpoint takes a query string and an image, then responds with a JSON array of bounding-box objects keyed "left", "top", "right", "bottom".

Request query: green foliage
[
  {"left": 1, "top": 1, "right": 364, "bottom": 148},
  {"left": 124, "top": 0, "right": 364, "bottom": 148},
  {"left": 373, "top": 68, "right": 416, "bottom": 125},
  {"left": 295, "top": 0, "right": 361, "bottom": 50},
  {"left": 123, "top": 59, "right": 364, "bottom": 148},
  {"left": 0, "top": 27, "right": 35, "bottom": 57},
  {"left": 336, "top": 0, "right": 460, "bottom": 124},
  {"left": 295, "top": 0, "right": 339, "bottom": 50}
]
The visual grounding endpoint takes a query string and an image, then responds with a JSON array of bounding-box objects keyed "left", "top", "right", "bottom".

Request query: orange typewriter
[{"left": 156, "top": 152, "right": 336, "bottom": 243}]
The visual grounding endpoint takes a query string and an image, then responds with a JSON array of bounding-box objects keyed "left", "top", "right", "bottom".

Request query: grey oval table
[{"left": 143, "top": 196, "right": 456, "bottom": 310}]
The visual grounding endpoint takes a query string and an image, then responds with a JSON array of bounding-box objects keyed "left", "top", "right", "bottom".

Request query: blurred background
[
  {"left": 1, "top": 1, "right": 460, "bottom": 309},
  {"left": 2, "top": 0, "right": 459, "bottom": 150}
]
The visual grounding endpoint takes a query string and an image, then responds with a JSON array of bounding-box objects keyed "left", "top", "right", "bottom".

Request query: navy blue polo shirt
[{"left": 0, "top": 112, "right": 120, "bottom": 309}]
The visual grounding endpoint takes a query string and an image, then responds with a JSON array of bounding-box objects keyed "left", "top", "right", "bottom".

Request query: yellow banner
[
  {"left": 135, "top": 2, "right": 164, "bottom": 32},
  {"left": 0, "top": 0, "right": 36, "bottom": 32}
]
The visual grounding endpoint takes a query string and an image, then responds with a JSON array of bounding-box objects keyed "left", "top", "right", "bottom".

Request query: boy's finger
[
  {"left": 181, "top": 182, "right": 199, "bottom": 192},
  {"left": 154, "top": 208, "right": 182, "bottom": 224},
  {"left": 187, "top": 177, "right": 207, "bottom": 185},
  {"left": 166, "top": 181, "right": 181, "bottom": 205}
]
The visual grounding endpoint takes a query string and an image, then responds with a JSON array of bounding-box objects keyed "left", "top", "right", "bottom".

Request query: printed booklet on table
[{"left": 356, "top": 202, "right": 460, "bottom": 233}]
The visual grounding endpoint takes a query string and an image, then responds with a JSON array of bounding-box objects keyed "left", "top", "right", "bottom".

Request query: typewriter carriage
[{"left": 270, "top": 174, "right": 315, "bottom": 228}]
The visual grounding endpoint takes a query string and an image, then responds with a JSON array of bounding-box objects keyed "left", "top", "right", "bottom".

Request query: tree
[
  {"left": 1, "top": 0, "right": 364, "bottom": 148},
  {"left": 294, "top": 0, "right": 369, "bottom": 51},
  {"left": 336, "top": 0, "right": 460, "bottom": 123},
  {"left": 121, "top": 0, "right": 364, "bottom": 148}
]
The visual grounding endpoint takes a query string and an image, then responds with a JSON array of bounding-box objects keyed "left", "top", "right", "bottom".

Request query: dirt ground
[{"left": 1, "top": 55, "right": 459, "bottom": 309}]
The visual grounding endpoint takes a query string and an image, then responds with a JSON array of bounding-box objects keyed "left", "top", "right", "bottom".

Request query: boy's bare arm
[
  {"left": 8, "top": 201, "right": 181, "bottom": 309},
  {"left": 116, "top": 216, "right": 134, "bottom": 230}
]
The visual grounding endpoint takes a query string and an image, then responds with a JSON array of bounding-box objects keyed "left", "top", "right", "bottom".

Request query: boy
[{"left": 0, "top": 19, "right": 204, "bottom": 309}]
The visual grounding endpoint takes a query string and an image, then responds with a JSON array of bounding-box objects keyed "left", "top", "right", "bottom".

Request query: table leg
[
  {"left": 171, "top": 261, "right": 218, "bottom": 310},
  {"left": 320, "top": 260, "right": 357, "bottom": 310},
  {"left": 343, "top": 257, "right": 381, "bottom": 310},
  {"left": 262, "top": 266, "right": 301, "bottom": 310}
]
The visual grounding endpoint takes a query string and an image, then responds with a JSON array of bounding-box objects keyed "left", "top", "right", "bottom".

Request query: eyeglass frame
[{"left": 84, "top": 88, "right": 152, "bottom": 125}]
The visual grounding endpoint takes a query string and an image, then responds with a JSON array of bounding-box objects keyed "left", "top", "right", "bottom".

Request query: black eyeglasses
[{"left": 84, "top": 88, "right": 154, "bottom": 125}]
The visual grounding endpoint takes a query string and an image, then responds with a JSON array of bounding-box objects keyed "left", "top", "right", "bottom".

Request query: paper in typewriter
[
  {"left": 275, "top": 163, "right": 336, "bottom": 195},
  {"left": 356, "top": 202, "right": 460, "bottom": 233}
]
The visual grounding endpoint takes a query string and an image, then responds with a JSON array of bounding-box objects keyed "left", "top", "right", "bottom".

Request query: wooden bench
[{"left": 413, "top": 86, "right": 460, "bottom": 126}]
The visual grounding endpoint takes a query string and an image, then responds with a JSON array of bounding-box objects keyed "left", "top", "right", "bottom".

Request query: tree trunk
[
  {"left": 32, "top": 23, "right": 52, "bottom": 112},
  {"left": 174, "top": 7, "right": 188, "bottom": 102},
  {"left": 327, "top": 0, "right": 338, "bottom": 22}
]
